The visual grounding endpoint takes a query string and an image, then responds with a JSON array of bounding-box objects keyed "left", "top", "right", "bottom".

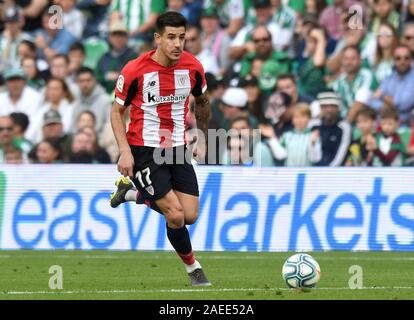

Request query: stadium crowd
[{"left": 1, "top": 0, "right": 414, "bottom": 166}]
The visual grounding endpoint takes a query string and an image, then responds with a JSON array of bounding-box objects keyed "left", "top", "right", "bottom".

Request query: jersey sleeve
[
  {"left": 191, "top": 60, "right": 207, "bottom": 97},
  {"left": 114, "top": 62, "right": 139, "bottom": 107}
]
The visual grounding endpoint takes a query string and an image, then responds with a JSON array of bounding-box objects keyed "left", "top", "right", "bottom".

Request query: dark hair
[
  {"left": 276, "top": 73, "right": 296, "bottom": 84},
  {"left": 380, "top": 106, "right": 399, "bottom": 121},
  {"left": 46, "top": 77, "right": 74, "bottom": 103},
  {"left": 33, "top": 138, "right": 62, "bottom": 162},
  {"left": 356, "top": 106, "right": 377, "bottom": 121},
  {"left": 52, "top": 54, "right": 69, "bottom": 64},
  {"left": 10, "top": 112, "right": 30, "bottom": 133},
  {"left": 156, "top": 11, "right": 187, "bottom": 34},
  {"left": 375, "top": 23, "right": 398, "bottom": 66},
  {"left": 76, "top": 66, "right": 95, "bottom": 79},
  {"left": 69, "top": 42, "right": 85, "bottom": 54},
  {"left": 19, "top": 39, "right": 36, "bottom": 53},
  {"left": 229, "top": 115, "right": 251, "bottom": 129},
  {"left": 77, "top": 110, "right": 97, "bottom": 124},
  {"left": 69, "top": 150, "right": 93, "bottom": 163},
  {"left": 342, "top": 45, "right": 361, "bottom": 56}
]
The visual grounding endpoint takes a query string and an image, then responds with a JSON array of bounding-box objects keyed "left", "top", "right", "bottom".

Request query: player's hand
[{"left": 117, "top": 150, "right": 135, "bottom": 178}]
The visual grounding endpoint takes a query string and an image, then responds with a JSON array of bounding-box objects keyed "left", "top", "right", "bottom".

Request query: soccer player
[{"left": 109, "top": 11, "right": 211, "bottom": 286}]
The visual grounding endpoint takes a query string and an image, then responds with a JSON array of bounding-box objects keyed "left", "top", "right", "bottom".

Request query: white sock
[
  {"left": 125, "top": 189, "right": 138, "bottom": 202},
  {"left": 185, "top": 260, "right": 202, "bottom": 274}
]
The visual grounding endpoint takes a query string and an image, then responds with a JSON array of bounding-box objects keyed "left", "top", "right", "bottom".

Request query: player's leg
[
  {"left": 173, "top": 190, "right": 198, "bottom": 225},
  {"left": 155, "top": 190, "right": 211, "bottom": 286}
]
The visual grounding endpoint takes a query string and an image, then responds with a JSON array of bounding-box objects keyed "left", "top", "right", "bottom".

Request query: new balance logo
[
  {"left": 149, "top": 81, "right": 156, "bottom": 87},
  {"left": 147, "top": 93, "right": 186, "bottom": 103}
]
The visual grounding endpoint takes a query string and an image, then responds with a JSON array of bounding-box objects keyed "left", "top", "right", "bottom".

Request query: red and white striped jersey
[{"left": 114, "top": 49, "right": 207, "bottom": 148}]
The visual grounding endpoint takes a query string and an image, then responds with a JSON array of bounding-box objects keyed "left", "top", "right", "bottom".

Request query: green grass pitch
[{"left": 0, "top": 250, "right": 413, "bottom": 300}]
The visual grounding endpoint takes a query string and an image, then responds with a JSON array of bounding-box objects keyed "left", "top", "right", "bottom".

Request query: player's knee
[
  {"left": 165, "top": 205, "right": 185, "bottom": 227},
  {"left": 185, "top": 211, "right": 198, "bottom": 225}
]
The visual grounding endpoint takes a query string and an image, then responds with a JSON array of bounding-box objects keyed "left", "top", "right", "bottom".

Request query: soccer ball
[{"left": 282, "top": 253, "right": 321, "bottom": 289}]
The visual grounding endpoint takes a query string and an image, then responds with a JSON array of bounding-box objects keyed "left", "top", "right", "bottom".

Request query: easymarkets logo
[{"left": 0, "top": 171, "right": 6, "bottom": 247}]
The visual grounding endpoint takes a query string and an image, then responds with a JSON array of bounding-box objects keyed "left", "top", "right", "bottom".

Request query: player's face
[{"left": 156, "top": 26, "right": 186, "bottom": 63}]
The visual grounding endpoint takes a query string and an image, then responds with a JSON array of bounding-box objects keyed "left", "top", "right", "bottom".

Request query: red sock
[{"left": 178, "top": 251, "right": 195, "bottom": 265}]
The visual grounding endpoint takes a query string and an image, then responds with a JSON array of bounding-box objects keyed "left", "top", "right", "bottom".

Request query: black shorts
[{"left": 130, "top": 145, "right": 199, "bottom": 201}]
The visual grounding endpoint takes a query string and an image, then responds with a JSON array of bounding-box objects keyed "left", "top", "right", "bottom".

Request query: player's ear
[{"left": 154, "top": 32, "right": 161, "bottom": 45}]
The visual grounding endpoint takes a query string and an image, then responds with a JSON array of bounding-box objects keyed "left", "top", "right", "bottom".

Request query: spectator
[
  {"left": 75, "top": 110, "right": 97, "bottom": 131},
  {"left": 73, "top": 67, "right": 111, "bottom": 134},
  {"left": 21, "top": 57, "right": 46, "bottom": 89},
  {"left": 318, "top": 0, "right": 357, "bottom": 41},
  {"left": 345, "top": 106, "right": 377, "bottom": 166},
  {"left": 239, "top": 75, "right": 266, "bottom": 123},
  {"left": 229, "top": 0, "right": 286, "bottom": 60},
  {"left": 371, "top": 45, "right": 414, "bottom": 125},
  {"left": 26, "top": 78, "right": 75, "bottom": 143},
  {"left": 270, "top": 0, "right": 296, "bottom": 52},
  {"left": 203, "top": 0, "right": 245, "bottom": 37},
  {"left": 110, "top": 0, "right": 165, "bottom": 43},
  {"left": 401, "top": 23, "right": 414, "bottom": 58},
  {"left": 329, "top": 45, "right": 376, "bottom": 123},
  {"left": 30, "top": 138, "right": 63, "bottom": 163},
  {"left": 10, "top": 112, "right": 32, "bottom": 156},
  {"left": 262, "top": 103, "right": 322, "bottom": 166},
  {"left": 302, "top": 0, "right": 327, "bottom": 23},
  {"left": 17, "top": 39, "right": 48, "bottom": 74},
  {"left": 311, "top": 91, "right": 352, "bottom": 166},
  {"left": 14, "top": 0, "right": 49, "bottom": 32},
  {"left": 34, "top": 10, "right": 77, "bottom": 60},
  {"left": 372, "top": 23, "right": 398, "bottom": 83},
  {"left": 238, "top": 26, "right": 291, "bottom": 93},
  {"left": 404, "top": 0, "right": 414, "bottom": 24},
  {"left": 69, "top": 129, "right": 95, "bottom": 163},
  {"left": 56, "top": 0, "right": 86, "bottom": 39},
  {"left": 259, "top": 91, "right": 293, "bottom": 141},
  {"left": 0, "top": 67, "right": 41, "bottom": 118},
  {"left": 220, "top": 87, "right": 254, "bottom": 131},
  {"left": 76, "top": 0, "right": 111, "bottom": 38},
  {"left": 81, "top": 126, "right": 111, "bottom": 163},
  {"left": 222, "top": 115, "right": 273, "bottom": 166},
  {"left": 67, "top": 42, "right": 86, "bottom": 83},
  {"left": 404, "top": 109, "right": 414, "bottom": 165},
  {"left": 370, "top": 0, "right": 400, "bottom": 35},
  {"left": 49, "top": 54, "right": 78, "bottom": 94},
  {"left": 40, "top": 109, "right": 71, "bottom": 160},
  {"left": 96, "top": 20, "right": 136, "bottom": 93},
  {"left": 0, "top": 115, "right": 24, "bottom": 163},
  {"left": 200, "top": 8, "right": 231, "bottom": 74},
  {"left": 326, "top": 19, "right": 377, "bottom": 77},
  {"left": 5, "top": 147, "right": 24, "bottom": 164},
  {"left": 167, "top": 0, "right": 191, "bottom": 22},
  {"left": 185, "top": 26, "right": 220, "bottom": 77},
  {"left": 367, "top": 107, "right": 404, "bottom": 166},
  {"left": 296, "top": 27, "right": 327, "bottom": 99},
  {"left": 0, "top": 5, "right": 28, "bottom": 72},
  {"left": 276, "top": 74, "right": 315, "bottom": 116}
]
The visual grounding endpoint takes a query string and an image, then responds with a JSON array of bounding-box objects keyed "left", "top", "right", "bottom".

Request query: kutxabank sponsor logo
[{"left": 147, "top": 93, "right": 186, "bottom": 103}]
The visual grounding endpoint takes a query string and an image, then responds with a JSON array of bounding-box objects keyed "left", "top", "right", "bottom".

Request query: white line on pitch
[{"left": 1, "top": 286, "right": 414, "bottom": 295}]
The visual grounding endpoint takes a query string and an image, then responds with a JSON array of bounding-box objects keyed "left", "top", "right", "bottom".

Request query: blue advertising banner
[{"left": 1, "top": 165, "right": 413, "bottom": 251}]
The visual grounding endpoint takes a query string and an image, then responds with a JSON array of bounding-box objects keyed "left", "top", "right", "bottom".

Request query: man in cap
[
  {"left": 311, "top": 91, "right": 351, "bottom": 166},
  {"left": 41, "top": 109, "right": 71, "bottom": 160},
  {"left": 0, "top": 67, "right": 41, "bottom": 119},
  {"left": 95, "top": 20, "right": 136, "bottom": 93}
]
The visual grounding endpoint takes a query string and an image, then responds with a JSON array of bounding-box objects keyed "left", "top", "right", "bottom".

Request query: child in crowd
[
  {"left": 265, "top": 103, "right": 322, "bottom": 166},
  {"left": 345, "top": 106, "right": 377, "bottom": 166},
  {"left": 367, "top": 107, "right": 405, "bottom": 166}
]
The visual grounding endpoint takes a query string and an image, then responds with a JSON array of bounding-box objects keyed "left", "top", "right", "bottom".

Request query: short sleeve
[
  {"left": 191, "top": 61, "right": 207, "bottom": 97},
  {"left": 229, "top": 0, "right": 244, "bottom": 19},
  {"left": 114, "top": 62, "right": 138, "bottom": 107}
]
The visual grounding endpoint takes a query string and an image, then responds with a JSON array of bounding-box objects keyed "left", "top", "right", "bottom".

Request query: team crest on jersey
[
  {"left": 116, "top": 75, "right": 125, "bottom": 92},
  {"left": 179, "top": 76, "right": 187, "bottom": 86},
  {"left": 145, "top": 185, "right": 154, "bottom": 196}
]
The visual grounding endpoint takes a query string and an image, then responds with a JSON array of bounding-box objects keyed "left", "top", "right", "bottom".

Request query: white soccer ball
[{"left": 282, "top": 253, "right": 321, "bottom": 289}]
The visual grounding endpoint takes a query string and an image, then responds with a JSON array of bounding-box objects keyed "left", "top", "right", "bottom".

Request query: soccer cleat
[
  {"left": 188, "top": 268, "right": 212, "bottom": 286},
  {"left": 110, "top": 176, "right": 134, "bottom": 208}
]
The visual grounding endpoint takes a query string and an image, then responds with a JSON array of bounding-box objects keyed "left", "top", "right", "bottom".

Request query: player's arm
[
  {"left": 194, "top": 93, "right": 211, "bottom": 141},
  {"left": 111, "top": 101, "right": 134, "bottom": 177}
]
